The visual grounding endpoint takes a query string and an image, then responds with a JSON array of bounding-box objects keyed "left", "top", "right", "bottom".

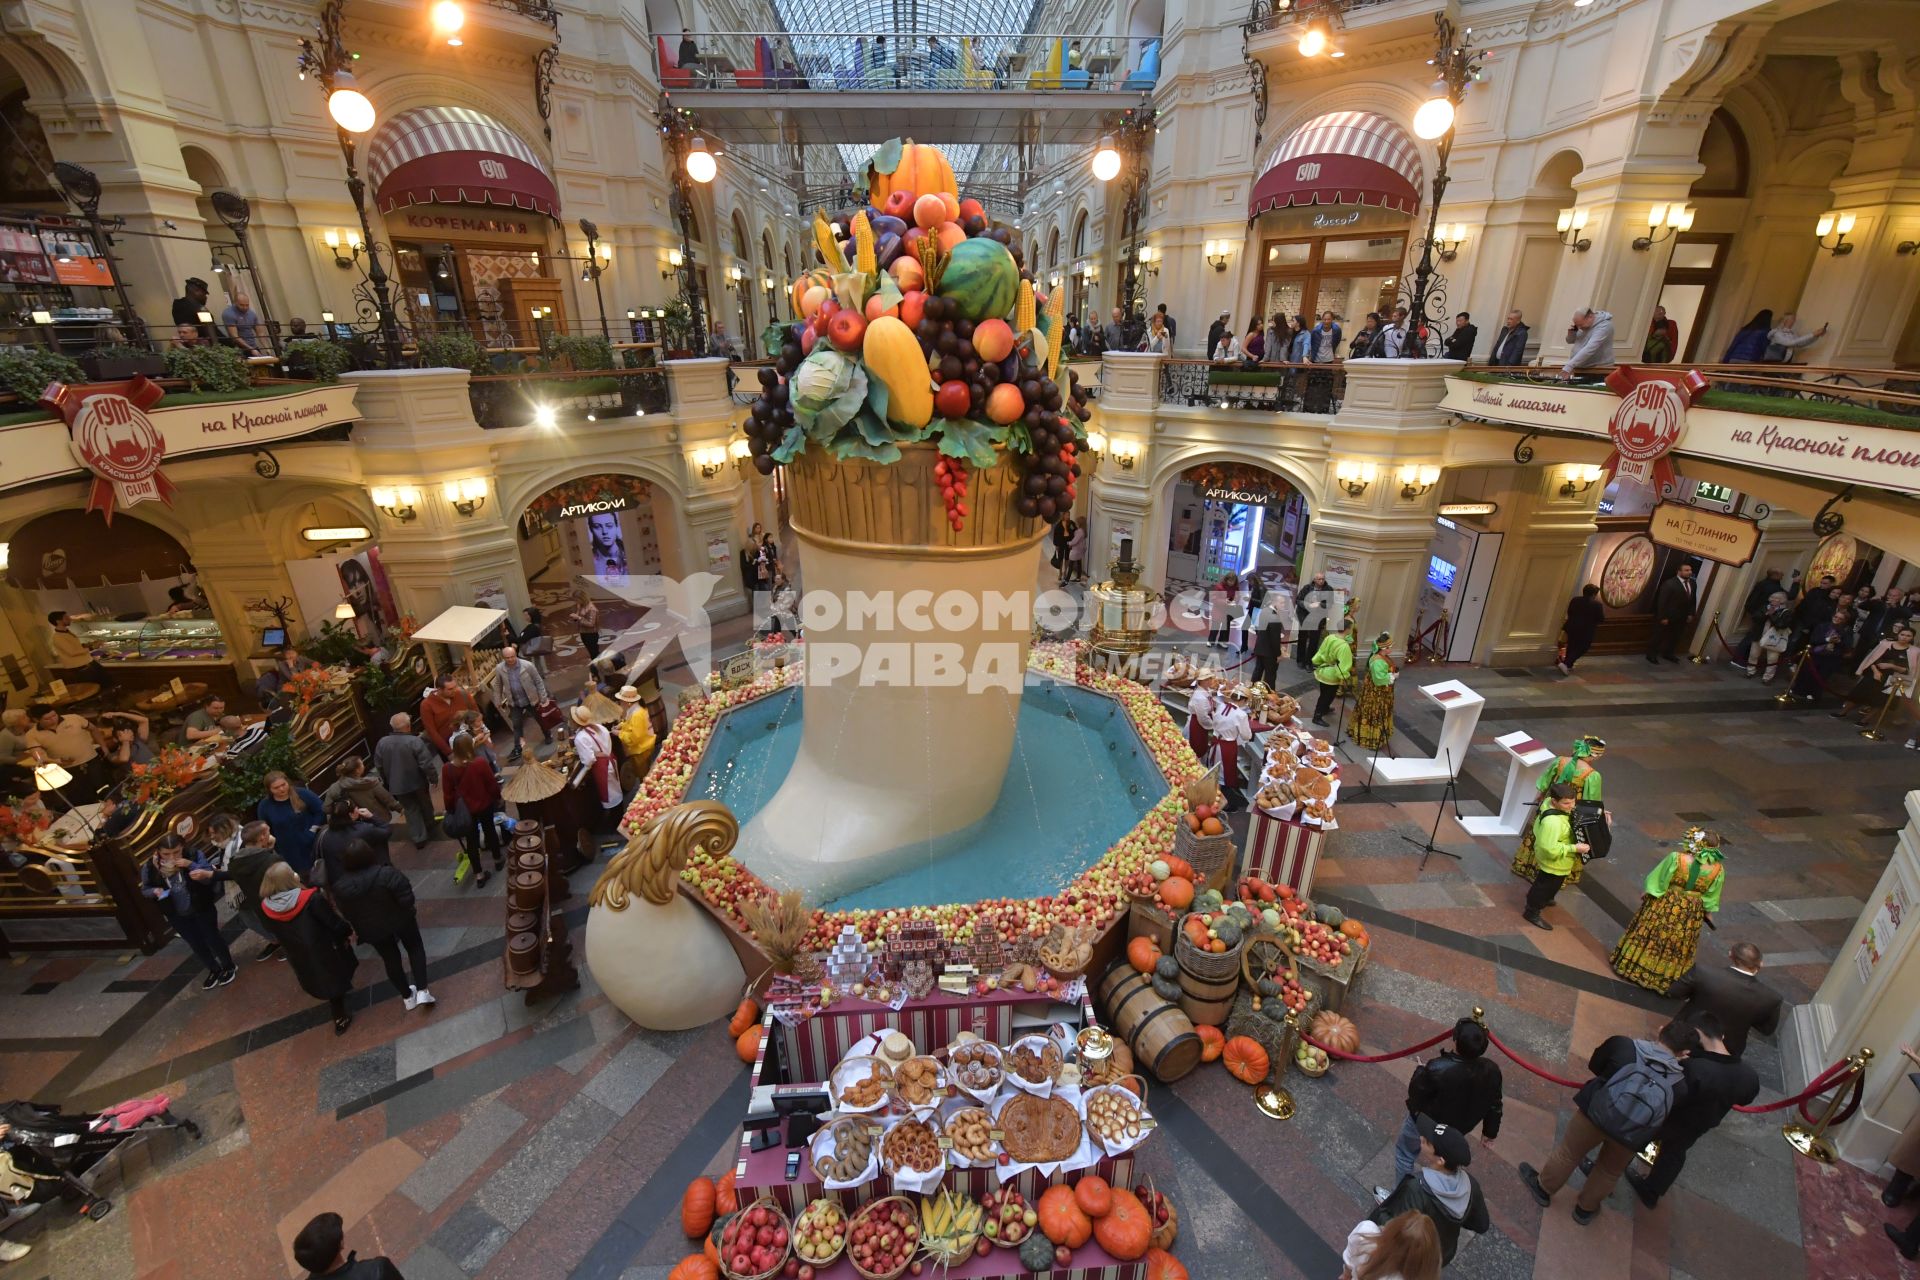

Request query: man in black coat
[
  {"left": 1206, "top": 311, "right": 1229, "bottom": 361},
  {"left": 1489, "top": 309, "right": 1529, "bottom": 365},
  {"left": 1250, "top": 605, "right": 1288, "bottom": 689},
  {"left": 1443, "top": 312, "right": 1478, "bottom": 361},
  {"left": 1372, "top": 1116, "right": 1490, "bottom": 1265},
  {"left": 1665, "top": 941, "right": 1783, "bottom": 1059},
  {"left": 1790, "top": 576, "right": 1839, "bottom": 653},
  {"left": 1628, "top": 1012, "right": 1759, "bottom": 1207},
  {"left": 1393, "top": 1019, "right": 1503, "bottom": 1182},
  {"left": 1646, "top": 562, "right": 1697, "bottom": 663},
  {"left": 293, "top": 1211, "right": 406, "bottom": 1279},
  {"left": 1295, "top": 572, "right": 1333, "bottom": 668}
]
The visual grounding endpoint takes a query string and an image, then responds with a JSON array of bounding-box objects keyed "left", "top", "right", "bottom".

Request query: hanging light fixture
[
  {"left": 430, "top": 1, "right": 465, "bottom": 44},
  {"left": 326, "top": 69, "right": 376, "bottom": 133},
  {"left": 1412, "top": 79, "right": 1455, "bottom": 140},
  {"left": 1091, "top": 136, "right": 1121, "bottom": 183},
  {"left": 1298, "top": 23, "right": 1329, "bottom": 58},
  {"left": 685, "top": 137, "right": 717, "bottom": 184}
]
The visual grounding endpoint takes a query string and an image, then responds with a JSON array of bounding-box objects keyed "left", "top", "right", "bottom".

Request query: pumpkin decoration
[
  {"left": 704, "top": 1213, "right": 730, "bottom": 1268},
  {"left": 1037, "top": 1184, "right": 1092, "bottom": 1247},
  {"left": 735, "top": 1025, "right": 762, "bottom": 1063},
  {"left": 1145, "top": 1247, "right": 1189, "bottom": 1280},
  {"left": 1093, "top": 1189, "right": 1153, "bottom": 1261},
  {"left": 670, "top": 1257, "right": 720, "bottom": 1280},
  {"left": 1309, "top": 1010, "right": 1361, "bottom": 1056},
  {"left": 1162, "top": 854, "right": 1194, "bottom": 881},
  {"left": 1019, "top": 1231, "right": 1057, "bottom": 1272},
  {"left": 1074, "top": 1174, "right": 1113, "bottom": 1219},
  {"left": 1222, "top": 1035, "right": 1271, "bottom": 1084},
  {"left": 715, "top": 1169, "right": 738, "bottom": 1216},
  {"left": 682, "top": 1176, "right": 717, "bottom": 1237},
  {"left": 1127, "top": 936, "right": 1163, "bottom": 974},
  {"left": 1159, "top": 875, "right": 1195, "bottom": 910},
  {"left": 868, "top": 139, "right": 959, "bottom": 202},
  {"left": 1195, "top": 1025, "right": 1224, "bottom": 1063},
  {"left": 1338, "top": 919, "right": 1366, "bottom": 940},
  {"left": 728, "top": 996, "right": 760, "bottom": 1038}
]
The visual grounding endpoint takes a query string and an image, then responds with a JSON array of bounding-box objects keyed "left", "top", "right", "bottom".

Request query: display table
[
  {"left": 1241, "top": 810, "right": 1326, "bottom": 894},
  {"left": 45, "top": 681, "right": 100, "bottom": 709},
  {"left": 1459, "top": 730, "right": 1555, "bottom": 838},
  {"left": 130, "top": 681, "right": 208, "bottom": 715},
  {"left": 1368, "top": 679, "right": 1484, "bottom": 785},
  {"left": 776, "top": 986, "right": 1053, "bottom": 1082}
]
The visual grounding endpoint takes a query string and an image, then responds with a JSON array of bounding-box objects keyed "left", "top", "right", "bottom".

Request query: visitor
[
  {"left": 221, "top": 290, "right": 263, "bottom": 355},
  {"left": 288, "top": 317, "right": 309, "bottom": 339},
  {"left": 1667, "top": 942, "right": 1781, "bottom": 1060},
  {"left": 1520, "top": 1019, "right": 1699, "bottom": 1225},
  {"left": 1831, "top": 622, "right": 1917, "bottom": 726},
  {"left": 676, "top": 28, "right": 701, "bottom": 79},
  {"left": 1442, "top": 313, "right": 1477, "bottom": 361},
  {"left": 321, "top": 755, "right": 398, "bottom": 821},
  {"left": 1521, "top": 783, "right": 1588, "bottom": 931},
  {"left": 707, "top": 324, "right": 737, "bottom": 359},
  {"left": 330, "top": 837, "right": 434, "bottom": 1013},
  {"left": 1643, "top": 305, "right": 1679, "bottom": 363},
  {"left": 180, "top": 694, "right": 229, "bottom": 745},
  {"left": 1250, "top": 606, "right": 1288, "bottom": 690},
  {"left": 1510, "top": 736, "right": 1607, "bottom": 885},
  {"left": 314, "top": 798, "right": 392, "bottom": 889},
  {"left": 1866, "top": 586, "right": 1912, "bottom": 642},
  {"left": 230, "top": 820, "right": 283, "bottom": 961},
  {"left": 1489, "top": 309, "right": 1528, "bottom": 365},
  {"left": 1878, "top": 1042, "right": 1920, "bottom": 1260},
  {"left": 1371, "top": 306, "right": 1412, "bottom": 357},
  {"left": 570, "top": 590, "right": 602, "bottom": 663},
  {"left": 373, "top": 713, "right": 440, "bottom": 845},
  {"left": 770, "top": 572, "right": 799, "bottom": 635},
  {"left": 46, "top": 609, "right": 110, "bottom": 686},
  {"left": 1242, "top": 319, "right": 1267, "bottom": 364},
  {"left": 1141, "top": 311, "right": 1170, "bottom": 353},
  {"left": 518, "top": 607, "right": 550, "bottom": 674},
  {"left": 1765, "top": 311, "right": 1828, "bottom": 363},
  {"left": 1288, "top": 313, "right": 1313, "bottom": 363},
  {"left": 1645, "top": 562, "right": 1697, "bottom": 663},
  {"left": 255, "top": 769, "right": 324, "bottom": 879},
  {"left": 1352, "top": 632, "right": 1397, "bottom": 753},
  {"left": 171, "top": 276, "right": 214, "bottom": 341},
  {"left": 1264, "top": 313, "right": 1288, "bottom": 362},
  {"left": 1348, "top": 313, "right": 1381, "bottom": 358},
  {"left": 1371, "top": 1117, "right": 1489, "bottom": 1265},
  {"left": 1394, "top": 1019, "right": 1503, "bottom": 1183},
  {"left": 1735, "top": 567, "right": 1787, "bottom": 659},
  {"left": 0, "top": 709, "right": 32, "bottom": 765},
  {"left": 1211, "top": 324, "right": 1241, "bottom": 362},
  {"left": 1745, "top": 591, "right": 1795, "bottom": 682},
  {"left": 139, "top": 834, "right": 234, "bottom": 990},
  {"left": 486, "top": 646, "right": 550, "bottom": 763},
  {"left": 292, "top": 1210, "right": 406, "bottom": 1279},
  {"left": 1066, "top": 519, "right": 1087, "bottom": 583},
  {"left": 1103, "top": 307, "right": 1127, "bottom": 353},
  {"left": 25, "top": 702, "right": 109, "bottom": 800},
  {"left": 259, "top": 860, "right": 358, "bottom": 1036},
  {"left": 740, "top": 523, "right": 764, "bottom": 594},
  {"left": 614, "top": 685, "right": 657, "bottom": 788},
  {"left": 1212, "top": 687, "right": 1253, "bottom": 813},
  {"left": 449, "top": 710, "right": 500, "bottom": 775},
  {"left": 1562, "top": 307, "right": 1615, "bottom": 377},
  {"left": 1206, "top": 575, "right": 1235, "bottom": 648},
  {"left": 419, "top": 673, "right": 477, "bottom": 759},
  {"left": 1310, "top": 617, "right": 1355, "bottom": 727},
  {"left": 1791, "top": 607, "right": 1853, "bottom": 703},
  {"left": 1557, "top": 583, "right": 1605, "bottom": 675},
  {"left": 1721, "top": 310, "right": 1773, "bottom": 363},
  {"left": 1310, "top": 311, "right": 1342, "bottom": 362},
  {"left": 98, "top": 710, "right": 154, "bottom": 782},
  {"left": 570, "top": 704, "right": 625, "bottom": 840},
  {"left": 1185, "top": 672, "right": 1218, "bottom": 761},
  {"left": 1155, "top": 302, "right": 1177, "bottom": 344},
  {"left": 1611, "top": 829, "right": 1728, "bottom": 991},
  {"left": 1788, "top": 574, "right": 1839, "bottom": 654},
  {"left": 757, "top": 532, "right": 781, "bottom": 588},
  {"left": 1340, "top": 1209, "right": 1441, "bottom": 1280},
  {"left": 442, "top": 735, "right": 504, "bottom": 886},
  {"left": 1206, "top": 311, "right": 1230, "bottom": 360},
  {"left": 1296, "top": 572, "right": 1334, "bottom": 668}
]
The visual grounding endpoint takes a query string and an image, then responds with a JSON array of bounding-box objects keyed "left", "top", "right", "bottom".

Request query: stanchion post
[
  {"left": 1783, "top": 1047, "right": 1873, "bottom": 1163},
  {"left": 1862, "top": 689, "right": 1897, "bottom": 741},
  {"left": 1775, "top": 649, "right": 1808, "bottom": 705},
  {"left": 1690, "top": 610, "right": 1718, "bottom": 665}
]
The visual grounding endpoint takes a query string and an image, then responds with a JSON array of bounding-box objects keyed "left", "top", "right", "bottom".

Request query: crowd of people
[{"left": 1729, "top": 568, "right": 1918, "bottom": 742}]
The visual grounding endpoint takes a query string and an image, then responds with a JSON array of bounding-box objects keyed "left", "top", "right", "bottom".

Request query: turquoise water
[{"left": 686, "top": 680, "right": 1168, "bottom": 909}]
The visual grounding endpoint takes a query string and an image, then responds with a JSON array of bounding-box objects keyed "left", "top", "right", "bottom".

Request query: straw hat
[
  {"left": 579, "top": 687, "right": 623, "bottom": 724},
  {"left": 500, "top": 753, "right": 566, "bottom": 803},
  {"left": 568, "top": 703, "right": 596, "bottom": 728},
  {"left": 615, "top": 684, "right": 643, "bottom": 704}
]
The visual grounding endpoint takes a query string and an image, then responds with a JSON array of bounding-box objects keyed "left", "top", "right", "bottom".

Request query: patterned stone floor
[{"left": 2, "top": 645, "right": 1915, "bottom": 1280}]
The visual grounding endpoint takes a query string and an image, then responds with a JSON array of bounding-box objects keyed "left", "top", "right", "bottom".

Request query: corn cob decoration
[
  {"left": 1015, "top": 278, "right": 1037, "bottom": 333},
  {"left": 850, "top": 211, "right": 876, "bottom": 275},
  {"left": 1043, "top": 281, "right": 1067, "bottom": 380},
  {"left": 812, "top": 211, "right": 847, "bottom": 273}
]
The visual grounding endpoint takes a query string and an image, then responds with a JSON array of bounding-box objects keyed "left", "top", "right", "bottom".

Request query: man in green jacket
[
  {"left": 1523, "top": 783, "right": 1589, "bottom": 931},
  {"left": 1310, "top": 622, "right": 1354, "bottom": 725}
]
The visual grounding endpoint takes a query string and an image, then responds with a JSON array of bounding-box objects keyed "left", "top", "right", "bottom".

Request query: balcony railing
[
  {"left": 468, "top": 366, "right": 671, "bottom": 430},
  {"left": 660, "top": 31, "right": 1158, "bottom": 93},
  {"left": 1159, "top": 358, "right": 1347, "bottom": 414},
  {"left": 1469, "top": 365, "right": 1920, "bottom": 427}
]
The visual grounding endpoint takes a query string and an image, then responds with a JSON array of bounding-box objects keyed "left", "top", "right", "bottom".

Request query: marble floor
[{"left": 1, "top": 641, "right": 1915, "bottom": 1280}]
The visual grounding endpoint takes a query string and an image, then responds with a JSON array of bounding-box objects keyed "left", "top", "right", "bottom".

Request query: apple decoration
[
  {"left": 718, "top": 1202, "right": 791, "bottom": 1279},
  {"left": 980, "top": 1186, "right": 1038, "bottom": 1247},
  {"left": 792, "top": 1199, "right": 847, "bottom": 1267},
  {"left": 847, "top": 1198, "right": 917, "bottom": 1277}
]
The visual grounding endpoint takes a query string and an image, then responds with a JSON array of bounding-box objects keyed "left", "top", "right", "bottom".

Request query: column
[
  {"left": 1090, "top": 353, "right": 1165, "bottom": 585},
  {"left": 1789, "top": 173, "right": 1920, "bottom": 368},
  {"left": 665, "top": 358, "right": 750, "bottom": 622},
  {"left": 1539, "top": 168, "right": 1704, "bottom": 368},
  {"left": 1461, "top": 463, "right": 1603, "bottom": 665}
]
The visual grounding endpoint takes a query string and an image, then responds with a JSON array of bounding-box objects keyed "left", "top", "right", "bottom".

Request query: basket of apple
[
  {"left": 981, "top": 1185, "right": 1038, "bottom": 1248},
  {"left": 846, "top": 1195, "right": 918, "bottom": 1280},
  {"left": 718, "top": 1199, "right": 792, "bottom": 1280},
  {"left": 792, "top": 1198, "right": 848, "bottom": 1269}
]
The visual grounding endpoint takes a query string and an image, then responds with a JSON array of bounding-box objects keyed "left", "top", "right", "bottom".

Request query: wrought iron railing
[
  {"left": 467, "top": 366, "right": 672, "bottom": 430},
  {"left": 1158, "top": 358, "right": 1347, "bottom": 414},
  {"left": 658, "top": 31, "right": 1159, "bottom": 93}
]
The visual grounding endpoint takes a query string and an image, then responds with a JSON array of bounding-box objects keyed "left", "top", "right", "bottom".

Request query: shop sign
[
  {"left": 1436, "top": 501, "right": 1498, "bottom": 518},
  {"left": 1202, "top": 484, "right": 1285, "bottom": 505},
  {"left": 400, "top": 209, "right": 535, "bottom": 236},
  {"left": 1647, "top": 500, "right": 1758, "bottom": 567},
  {"left": 1, "top": 382, "right": 361, "bottom": 497},
  {"left": 1602, "top": 367, "right": 1708, "bottom": 492},
  {"left": 1311, "top": 210, "right": 1362, "bottom": 228},
  {"left": 556, "top": 495, "right": 631, "bottom": 519}
]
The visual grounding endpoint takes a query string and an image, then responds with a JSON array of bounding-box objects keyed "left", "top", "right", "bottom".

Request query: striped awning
[
  {"left": 1249, "top": 111, "right": 1423, "bottom": 218},
  {"left": 366, "top": 106, "right": 559, "bottom": 219}
]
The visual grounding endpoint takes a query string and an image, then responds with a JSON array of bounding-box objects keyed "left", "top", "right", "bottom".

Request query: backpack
[{"left": 1587, "top": 1041, "right": 1681, "bottom": 1148}]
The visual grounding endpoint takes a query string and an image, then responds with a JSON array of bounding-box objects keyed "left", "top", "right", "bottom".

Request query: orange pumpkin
[
  {"left": 1127, "top": 936, "right": 1163, "bottom": 974},
  {"left": 714, "top": 1169, "right": 738, "bottom": 1216},
  {"left": 1162, "top": 855, "right": 1194, "bottom": 880},
  {"left": 1222, "top": 1035, "right": 1270, "bottom": 1084},
  {"left": 1195, "top": 1025, "right": 1225, "bottom": 1063},
  {"left": 1160, "top": 876, "right": 1195, "bottom": 910},
  {"left": 1310, "top": 1011, "right": 1361, "bottom": 1055},
  {"left": 670, "top": 1256, "right": 719, "bottom": 1280},
  {"left": 681, "top": 1176, "right": 716, "bottom": 1237},
  {"left": 1093, "top": 1189, "right": 1153, "bottom": 1261},
  {"left": 868, "top": 140, "right": 958, "bottom": 202},
  {"left": 735, "top": 1025, "right": 762, "bottom": 1063},
  {"left": 727, "top": 996, "right": 760, "bottom": 1038},
  {"left": 1038, "top": 1184, "right": 1093, "bottom": 1247},
  {"left": 1074, "top": 1174, "right": 1113, "bottom": 1219},
  {"left": 1338, "top": 919, "right": 1366, "bottom": 940},
  {"left": 1146, "top": 1247, "right": 1189, "bottom": 1280},
  {"left": 1276, "top": 884, "right": 1296, "bottom": 900},
  {"left": 1181, "top": 917, "right": 1210, "bottom": 949}
]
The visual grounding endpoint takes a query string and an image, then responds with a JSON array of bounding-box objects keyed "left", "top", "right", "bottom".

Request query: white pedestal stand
[
  {"left": 1459, "top": 731, "right": 1556, "bottom": 837},
  {"left": 1370, "top": 680, "right": 1485, "bottom": 786}
]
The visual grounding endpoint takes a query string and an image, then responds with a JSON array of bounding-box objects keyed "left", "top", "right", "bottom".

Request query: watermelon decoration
[{"left": 936, "top": 236, "right": 1019, "bottom": 321}]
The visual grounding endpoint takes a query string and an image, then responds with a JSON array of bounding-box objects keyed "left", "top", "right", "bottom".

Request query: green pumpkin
[
  {"left": 1021, "top": 1229, "right": 1056, "bottom": 1271},
  {"left": 1155, "top": 955, "right": 1181, "bottom": 981},
  {"left": 1152, "top": 974, "right": 1182, "bottom": 1001},
  {"left": 1215, "top": 920, "right": 1243, "bottom": 948},
  {"left": 1262, "top": 1000, "right": 1290, "bottom": 1024},
  {"left": 1256, "top": 976, "right": 1280, "bottom": 997},
  {"left": 1314, "top": 903, "right": 1345, "bottom": 928},
  {"left": 1194, "top": 889, "right": 1225, "bottom": 913}
]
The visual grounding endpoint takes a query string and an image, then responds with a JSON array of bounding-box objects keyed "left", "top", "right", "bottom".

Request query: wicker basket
[
  {"left": 792, "top": 1199, "right": 850, "bottom": 1269},
  {"left": 718, "top": 1197, "right": 793, "bottom": 1280},
  {"left": 1174, "top": 929, "right": 1245, "bottom": 984},
  {"left": 848, "top": 1196, "right": 918, "bottom": 1280},
  {"left": 1173, "top": 820, "right": 1235, "bottom": 886}
]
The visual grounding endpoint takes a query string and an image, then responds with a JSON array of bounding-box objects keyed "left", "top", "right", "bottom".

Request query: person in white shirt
[
  {"left": 568, "top": 704, "right": 625, "bottom": 840},
  {"left": 1379, "top": 306, "right": 1414, "bottom": 357},
  {"left": 1765, "top": 311, "right": 1828, "bottom": 363},
  {"left": 1212, "top": 330, "right": 1242, "bottom": 361},
  {"left": 1185, "top": 674, "right": 1218, "bottom": 761},
  {"left": 1212, "top": 687, "right": 1254, "bottom": 811},
  {"left": 1562, "top": 308, "right": 1615, "bottom": 377}
]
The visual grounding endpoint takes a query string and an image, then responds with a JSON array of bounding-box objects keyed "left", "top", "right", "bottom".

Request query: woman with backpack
[
  {"left": 441, "top": 736, "right": 504, "bottom": 886},
  {"left": 1609, "top": 828, "right": 1726, "bottom": 991},
  {"left": 257, "top": 860, "right": 359, "bottom": 1036}
]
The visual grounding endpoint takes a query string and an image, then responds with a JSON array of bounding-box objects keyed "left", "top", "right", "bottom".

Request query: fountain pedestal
[{"left": 737, "top": 446, "right": 1046, "bottom": 902}]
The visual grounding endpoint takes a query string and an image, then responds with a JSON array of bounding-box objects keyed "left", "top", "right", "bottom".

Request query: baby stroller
[{"left": 1, "top": 1094, "right": 199, "bottom": 1224}]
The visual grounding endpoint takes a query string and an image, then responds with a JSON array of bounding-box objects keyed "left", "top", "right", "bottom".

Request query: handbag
[
  {"left": 443, "top": 771, "right": 475, "bottom": 841},
  {"left": 534, "top": 698, "right": 564, "bottom": 733}
]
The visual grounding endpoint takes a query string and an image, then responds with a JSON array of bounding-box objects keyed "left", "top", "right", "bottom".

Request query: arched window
[
  {"left": 1071, "top": 211, "right": 1088, "bottom": 259},
  {"left": 1692, "top": 108, "right": 1750, "bottom": 198},
  {"left": 1047, "top": 227, "right": 1060, "bottom": 270}
]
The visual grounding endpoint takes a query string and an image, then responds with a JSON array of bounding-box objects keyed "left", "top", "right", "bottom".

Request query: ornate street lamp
[
  {"left": 1093, "top": 100, "right": 1157, "bottom": 348},
  {"left": 297, "top": 0, "right": 404, "bottom": 366},
  {"left": 1401, "top": 15, "right": 1486, "bottom": 358},
  {"left": 578, "top": 217, "right": 611, "bottom": 341},
  {"left": 655, "top": 98, "right": 713, "bottom": 353}
]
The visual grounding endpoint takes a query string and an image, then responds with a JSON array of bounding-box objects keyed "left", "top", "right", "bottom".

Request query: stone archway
[{"left": 1149, "top": 451, "right": 1317, "bottom": 598}]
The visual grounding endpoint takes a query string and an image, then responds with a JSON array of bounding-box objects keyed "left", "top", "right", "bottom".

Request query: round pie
[{"left": 997, "top": 1093, "right": 1082, "bottom": 1164}]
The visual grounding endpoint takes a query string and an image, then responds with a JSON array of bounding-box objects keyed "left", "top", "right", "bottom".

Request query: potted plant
[
  {"left": 661, "top": 298, "right": 696, "bottom": 357},
  {"left": 81, "top": 341, "right": 168, "bottom": 382}
]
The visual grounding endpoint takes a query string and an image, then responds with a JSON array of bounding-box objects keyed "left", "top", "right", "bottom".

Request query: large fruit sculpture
[{"left": 743, "top": 138, "right": 1095, "bottom": 527}]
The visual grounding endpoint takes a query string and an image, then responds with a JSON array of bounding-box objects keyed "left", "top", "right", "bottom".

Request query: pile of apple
[
  {"left": 720, "top": 1203, "right": 791, "bottom": 1279},
  {"left": 847, "top": 1198, "right": 917, "bottom": 1276},
  {"left": 1131, "top": 1183, "right": 1176, "bottom": 1233},
  {"left": 1296, "top": 920, "right": 1352, "bottom": 967},
  {"left": 791, "top": 1199, "right": 847, "bottom": 1268},
  {"left": 1295, "top": 1041, "right": 1331, "bottom": 1073},
  {"left": 980, "top": 1186, "right": 1037, "bottom": 1246}
]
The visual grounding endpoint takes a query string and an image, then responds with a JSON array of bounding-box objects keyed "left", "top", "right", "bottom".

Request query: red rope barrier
[
  {"left": 1707, "top": 618, "right": 1748, "bottom": 661},
  {"left": 1298, "top": 1025, "right": 1456, "bottom": 1064},
  {"left": 1485, "top": 1028, "right": 1585, "bottom": 1089},
  {"left": 1737, "top": 1059, "right": 1854, "bottom": 1115}
]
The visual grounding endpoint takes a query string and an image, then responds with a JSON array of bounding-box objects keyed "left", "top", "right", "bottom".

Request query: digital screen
[
  {"left": 260, "top": 626, "right": 287, "bottom": 647},
  {"left": 1427, "top": 555, "right": 1457, "bottom": 593}
]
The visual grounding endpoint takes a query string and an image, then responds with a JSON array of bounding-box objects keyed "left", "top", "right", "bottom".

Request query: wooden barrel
[
  {"left": 1176, "top": 961, "right": 1238, "bottom": 1028},
  {"left": 1095, "top": 963, "right": 1202, "bottom": 1083}
]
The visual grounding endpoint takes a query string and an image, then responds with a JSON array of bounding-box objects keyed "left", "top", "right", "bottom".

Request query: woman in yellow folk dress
[
  {"left": 1610, "top": 828, "right": 1725, "bottom": 992},
  {"left": 1511, "top": 735, "right": 1606, "bottom": 884},
  {"left": 1351, "top": 632, "right": 1397, "bottom": 752}
]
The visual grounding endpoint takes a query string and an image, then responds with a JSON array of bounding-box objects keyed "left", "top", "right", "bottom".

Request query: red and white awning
[
  {"left": 367, "top": 106, "right": 559, "bottom": 219},
  {"left": 1249, "top": 111, "right": 1423, "bottom": 218}
]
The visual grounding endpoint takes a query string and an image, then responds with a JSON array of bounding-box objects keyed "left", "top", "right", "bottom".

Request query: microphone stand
[{"left": 1402, "top": 747, "right": 1464, "bottom": 870}]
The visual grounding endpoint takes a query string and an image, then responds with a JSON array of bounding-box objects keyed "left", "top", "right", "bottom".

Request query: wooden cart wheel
[{"left": 1242, "top": 936, "right": 1298, "bottom": 988}]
